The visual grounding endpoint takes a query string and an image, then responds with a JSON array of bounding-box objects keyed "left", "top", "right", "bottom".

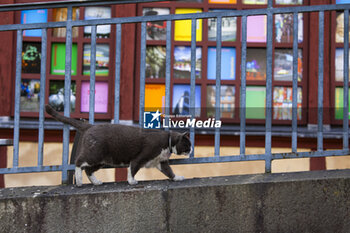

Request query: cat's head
[{"left": 172, "top": 132, "right": 192, "bottom": 156}]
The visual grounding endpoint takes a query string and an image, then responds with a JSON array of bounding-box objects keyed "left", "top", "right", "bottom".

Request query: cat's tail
[{"left": 45, "top": 104, "right": 91, "bottom": 131}]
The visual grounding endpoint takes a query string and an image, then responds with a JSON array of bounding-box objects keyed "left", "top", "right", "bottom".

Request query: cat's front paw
[
  {"left": 128, "top": 178, "right": 138, "bottom": 185},
  {"left": 92, "top": 180, "right": 103, "bottom": 185},
  {"left": 173, "top": 175, "right": 185, "bottom": 181},
  {"left": 88, "top": 175, "right": 103, "bottom": 186},
  {"left": 76, "top": 182, "right": 83, "bottom": 187}
]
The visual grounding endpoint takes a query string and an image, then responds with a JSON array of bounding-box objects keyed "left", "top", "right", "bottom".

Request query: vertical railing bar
[
  {"left": 265, "top": 1, "right": 273, "bottom": 173},
  {"left": 343, "top": 10, "right": 349, "bottom": 150},
  {"left": 139, "top": 22, "right": 146, "bottom": 128},
  {"left": 62, "top": 6, "right": 73, "bottom": 184},
  {"left": 268, "top": 0, "right": 273, "bottom": 8},
  {"left": 165, "top": 20, "right": 172, "bottom": 131},
  {"left": 240, "top": 15, "right": 247, "bottom": 157},
  {"left": 317, "top": 11, "right": 324, "bottom": 152},
  {"left": 13, "top": 29, "right": 23, "bottom": 168},
  {"left": 89, "top": 25, "right": 97, "bottom": 124},
  {"left": 291, "top": 12, "right": 299, "bottom": 153},
  {"left": 114, "top": 23, "right": 122, "bottom": 124},
  {"left": 214, "top": 16, "right": 222, "bottom": 157},
  {"left": 38, "top": 28, "right": 47, "bottom": 166},
  {"left": 190, "top": 18, "right": 197, "bottom": 158}
]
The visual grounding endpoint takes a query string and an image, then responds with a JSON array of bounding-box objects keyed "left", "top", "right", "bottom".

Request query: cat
[{"left": 45, "top": 105, "right": 192, "bottom": 187}]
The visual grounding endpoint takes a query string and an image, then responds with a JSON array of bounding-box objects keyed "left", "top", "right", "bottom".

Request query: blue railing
[{"left": 0, "top": 0, "right": 349, "bottom": 184}]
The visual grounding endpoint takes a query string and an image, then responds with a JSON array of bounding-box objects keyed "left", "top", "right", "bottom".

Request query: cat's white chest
[{"left": 145, "top": 148, "right": 170, "bottom": 168}]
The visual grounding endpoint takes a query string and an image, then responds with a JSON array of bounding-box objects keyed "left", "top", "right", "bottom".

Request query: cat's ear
[{"left": 182, "top": 132, "right": 190, "bottom": 138}]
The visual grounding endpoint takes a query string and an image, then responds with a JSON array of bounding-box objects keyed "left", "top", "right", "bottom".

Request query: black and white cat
[{"left": 45, "top": 105, "right": 192, "bottom": 186}]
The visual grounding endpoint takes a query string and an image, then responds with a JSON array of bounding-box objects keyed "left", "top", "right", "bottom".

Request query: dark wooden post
[{"left": 0, "top": 146, "right": 6, "bottom": 188}]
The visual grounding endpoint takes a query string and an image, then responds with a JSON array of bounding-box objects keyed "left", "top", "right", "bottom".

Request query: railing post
[
  {"left": 89, "top": 25, "right": 97, "bottom": 124},
  {"left": 38, "top": 28, "right": 47, "bottom": 167},
  {"left": 139, "top": 22, "right": 146, "bottom": 128},
  {"left": 114, "top": 23, "right": 122, "bottom": 124},
  {"left": 343, "top": 10, "right": 349, "bottom": 150},
  {"left": 189, "top": 18, "right": 197, "bottom": 158},
  {"left": 240, "top": 15, "right": 247, "bottom": 157},
  {"left": 62, "top": 6, "right": 73, "bottom": 184},
  {"left": 165, "top": 20, "right": 172, "bottom": 130},
  {"left": 265, "top": 0, "right": 273, "bottom": 173},
  {"left": 215, "top": 16, "right": 222, "bottom": 157},
  {"left": 317, "top": 11, "right": 324, "bottom": 152},
  {"left": 291, "top": 12, "right": 299, "bottom": 153},
  {"left": 13, "top": 29, "right": 23, "bottom": 169}
]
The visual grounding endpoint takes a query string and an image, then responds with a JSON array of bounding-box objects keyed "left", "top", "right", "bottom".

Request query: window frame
[
  {"left": 135, "top": 0, "right": 309, "bottom": 125},
  {"left": 330, "top": 0, "right": 350, "bottom": 125},
  {"left": 15, "top": 4, "right": 116, "bottom": 120}
]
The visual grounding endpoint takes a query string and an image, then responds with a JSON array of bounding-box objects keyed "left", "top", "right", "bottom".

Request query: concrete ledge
[{"left": 1, "top": 169, "right": 350, "bottom": 232}]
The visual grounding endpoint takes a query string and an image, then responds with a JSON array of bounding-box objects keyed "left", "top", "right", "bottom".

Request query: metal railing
[{"left": 0, "top": 0, "right": 349, "bottom": 184}]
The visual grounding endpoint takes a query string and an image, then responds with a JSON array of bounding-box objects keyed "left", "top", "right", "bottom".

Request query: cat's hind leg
[
  {"left": 85, "top": 164, "right": 103, "bottom": 185},
  {"left": 127, "top": 166, "right": 138, "bottom": 185},
  {"left": 75, "top": 161, "right": 90, "bottom": 187},
  {"left": 128, "top": 160, "right": 143, "bottom": 185},
  {"left": 75, "top": 166, "right": 83, "bottom": 187}
]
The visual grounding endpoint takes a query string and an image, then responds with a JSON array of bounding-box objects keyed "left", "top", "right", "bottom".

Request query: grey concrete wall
[{"left": 1, "top": 169, "right": 350, "bottom": 233}]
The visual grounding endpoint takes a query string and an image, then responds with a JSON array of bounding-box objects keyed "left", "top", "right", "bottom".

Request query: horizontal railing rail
[
  {"left": 2, "top": 4, "right": 350, "bottom": 32},
  {"left": 0, "top": 0, "right": 349, "bottom": 184},
  {"left": 0, "top": 0, "right": 161, "bottom": 12}
]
